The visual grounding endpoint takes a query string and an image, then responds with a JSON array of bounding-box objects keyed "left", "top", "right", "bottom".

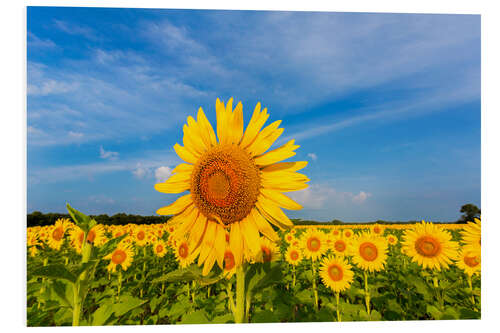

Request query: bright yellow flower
[
  {"left": 402, "top": 221, "right": 459, "bottom": 271},
  {"left": 330, "top": 235, "right": 350, "bottom": 257},
  {"left": 47, "top": 218, "right": 71, "bottom": 250},
  {"left": 300, "top": 229, "right": 328, "bottom": 261},
  {"left": 155, "top": 98, "right": 309, "bottom": 275},
  {"left": 371, "top": 224, "right": 385, "bottom": 236},
  {"left": 133, "top": 226, "right": 148, "bottom": 247},
  {"left": 319, "top": 256, "right": 354, "bottom": 293},
  {"left": 285, "top": 246, "right": 303, "bottom": 266},
  {"left": 386, "top": 234, "right": 398, "bottom": 246},
  {"left": 174, "top": 239, "right": 195, "bottom": 269},
  {"left": 350, "top": 232, "right": 388, "bottom": 272},
  {"left": 153, "top": 240, "right": 168, "bottom": 258},
  {"left": 223, "top": 247, "right": 238, "bottom": 279},
  {"left": 342, "top": 228, "right": 354, "bottom": 239},
  {"left": 456, "top": 248, "right": 481, "bottom": 276},
  {"left": 104, "top": 243, "right": 134, "bottom": 273},
  {"left": 254, "top": 237, "right": 280, "bottom": 263}
]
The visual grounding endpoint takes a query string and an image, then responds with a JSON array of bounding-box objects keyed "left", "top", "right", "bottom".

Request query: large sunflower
[
  {"left": 350, "top": 232, "right": 388, "bottom": 272},
  {"left": 319, "top": 256, "right": 354, "bottom": 293},
  {"left": 285, "top": 246, "right": 303, "bottom": 266},
  {"left": 456, "top": 248, "right": 481, "bottom": 276},
  {"left": 155, "top": 98, "right": 309, "bottom": 275},
  {"left": 401, "top": 221, "right": 459, "bottom": 271}
]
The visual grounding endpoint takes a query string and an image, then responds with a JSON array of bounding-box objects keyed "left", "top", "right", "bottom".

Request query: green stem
[
  {"left": 226, "top": 283, "right": 236, "bottom": 315},
  {"left": 191, "top": 281, "right": 196, "bottom": 303},
  {"left": 117, "top": 270, "right": 122, "bottom": 297},
  {"left": 311, "top": 259, "right": 319, "bottom": 310},
  {"left": 336, "top": 292, "right": 341, "bottom": 322},
  {"left": 72, "top": 283, "right": 81, "bottom": 326},
  {"left": 364, "top": 271, "right": 371, "bottom": 315},
  {"left": 468, "top": 275, "right": 475, "bottom": 306},
  {"left": 72, "top": 241, "right": 92, "bottom": 326},
  {"left": 292, "top": 265, "right": 296, "bottom": 288},
  {"left": 187, "top": 282, "right": 191, "bottom": 300},
  {"left": 235, "top": 265, "right": 246, "bottom": 323},
  {"left": 207, "top": 285, "right": 211, "bottom": 298}
]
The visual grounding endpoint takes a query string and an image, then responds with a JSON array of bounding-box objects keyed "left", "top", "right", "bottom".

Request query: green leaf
[
  {"left": 113, "top": 295, "right": 148, "bottom": 317},
  {"left": 66, "top": 203, "right": 91, "bottom": 232},
  {"left": 251, "top": 310, "right": 280, "bottom": 323},
  {"left": 31, "top": 264, "right": 77, "bottom": 284},
  {"left": 459, "top": 308, "right": 480, "bottom": 319},
  {"left": 426, "top": 304, "right": 442, "bottom": 320},
  {"left": 50, "top": 280, "right": 73, "bottom": 309},
  {"left": 97, "top": 233, "right": 128, "bottom": 258},
  {"left": 212, "top": 313, "right": 234, "bottom": 324},
  {"left": 179, "top": 310, "right": 210, "bottom": 324},
  {"left": 152, "top": 264, "right": 222, "bottom": 286},
  {"left": 91, "top": 302, "right": 115, "bottom": 326}
]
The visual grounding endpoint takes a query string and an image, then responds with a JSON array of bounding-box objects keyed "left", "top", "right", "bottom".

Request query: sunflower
[
  {"left": 300, "top": 229, "right": 328, "bottom": 261},
  {"left": 155, "top": 98, "right": 309, "bottom": 275},
  {"left": 350, "top": 232, "right": 388, "bottom": 272},
  {"left": 319, "top": 256, "right": 354, "bottom": 293},
  {"left": 371, "top": 224, "right": 384, "bottom": 236},
  {"left": 285, "top": 246, "right": 303, "bottom": 266},
  {"left": 174, "top": 239, "right": 195, "bottom": 269},
  {"left": 27, "top": 232, "right": 40, "bottom": 257},
  {"left": 47, "top": 218, "right": 71, "bottom": 250},
  {"left": 330, "top": 235, "right": 349, "bottom": 257},
  {"left": 460, "top": 217, "right": 481, "bottom": 252},
  {"left": 342, "top": 229, "right": 354, "bottom": 239},
  {"left": 223, "top": 247, "right": 238, "bottom": 279},
  {"left": 402, "top": 221, "right": 459, "bottom": 271},
  {"left": 104, "top": 242, "right": 134, "bottom": 273},
  {"left": 69, "top": 224, "right": 108, "bottom": 253},
  {"left": 284, "top": 232, "right": 295, "bottom": 244},
  {"left": 133, "top": 226, "right": 148, "bottom": 247},
  {"left": 255, "top": 237, "right": 280, "bottom": 263},
  {"left": 456, "top": 248, "right": 481, "bottom": 276},
  {"left": 153, "top": 240, "right": 168, "bottom": 258},
  {"left": 386, "top": 234, "right": 398, "bottom": 246}
]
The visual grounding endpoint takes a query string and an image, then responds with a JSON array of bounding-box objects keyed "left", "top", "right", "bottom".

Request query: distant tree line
[{"left": 27, "top": 211, "right": 171, "bottom": 228}]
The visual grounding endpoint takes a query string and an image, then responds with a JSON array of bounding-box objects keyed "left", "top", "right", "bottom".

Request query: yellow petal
[
  {"left": 171, "top": 163, "right": 194, "bottom": 174},
  {"left": 174, "top": 143, "right": 198, "bottom": 164},
  {"left": 173, "top": 207, "right": 200, "bottom": 239},
  {"left": 228, "top": 101, "right": 244, "bottom": 145},
  {"left": 202, "top": 249, "right": 217, "bottom": 276},
  {"left": 197, "top": 107, "right": 217, "bottom": 147},
  {"left": 166, "top": 204, "right": 196, "bottom": 226},
  {"left": 214, "top": 224, "right": 226, "bottom": 269},
  {"left": 256, "top": 195, "right": 293, "bottom": 229},
  {"left": 198, "top": 221, "right": 217, "bottom": 264},
  {"left": 239, "top": 216, "right": 261, "bottom": 256},
  {"left": 247, "top": 120, "right": 282, "bottom": 156},
  {"left": 230, "top": 223, "right": 243, "bottom": 266},
  {"left": 154, "top": 181, "right": 190, "bottom": 194},
  {"left": 260, "top": 188, "right": 302, "bottom": 210},
  {"left": 254, "top": 139, "right": 299, "bottom": 166},
  {"left": 156, "top": 194, "right": 193, "bottom": 215},
  {"left": 250, "top": 208, "right": 279, "bottom": 242},
  {"left": 261, "top": 161, "right": 308, "bottom": 173},
  {"left": 241, "top": 102, "right": 268, "bottom": 148},
  {"left": 188, "top": 214, "right": 208, "bottom": 250}
]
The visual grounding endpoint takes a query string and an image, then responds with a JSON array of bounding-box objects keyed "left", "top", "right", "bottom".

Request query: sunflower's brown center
[
  {"left": 374, "top": 226, "right": 381, "bottom": 234},
  {"left": 52, "top": 227, "right": 64, "bottom": 241},
  {"left": 191, "top": 145, "right": 260, "bottom": 225},
  {"left": 290, "top": 250, "right": 299, "bottom": 261},
  {"left": 333, "top": 230, "right": 339, "bottom": 236},
  {"left": 224, "top": 251, "right": 235, "bottom": 270},
  {"left": 156, "top": 244, "right": 164, "bottom": 253},
  {"left": 344, "top": 231, "right": 352, "bottom": 238},
  {"left": 328, "top": 264, "right": 343, "bottom": 281},
  {"left": 178, "top": 243, "right": 189, "bottom": 259},
  {"left": 415, "top": 236, "right": 441, "bottom": 258},
  {"left": 262, "top": 246, "right": 272, "bottom": 262},
  {"left": 307, "top": 237, "right": 321, "bottom": 252},
  {"left": 87, "top": 229, "right": 96, "bottom": 243},
  {"left": 137, "top": 230, "right": 145, "bottom": 241},
  {"left": 464, "top": 254, "right": 480, "bottom": 267},
  {"left": 286, "top": 235, "right": 293, "bottom": 241},
  {"left": 334, "top": 240, "right": 347, "bottom": 252},
  {"left": 359, "top": 242, "right": 378, "bottom": 261},
  {"left": 111, "top": 249, "right": 127, "bottom": 265}
]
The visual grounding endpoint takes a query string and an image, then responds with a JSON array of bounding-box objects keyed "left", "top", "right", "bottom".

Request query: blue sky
[{"left": 27, "top": 7, "right": 480, "bottom": 222}]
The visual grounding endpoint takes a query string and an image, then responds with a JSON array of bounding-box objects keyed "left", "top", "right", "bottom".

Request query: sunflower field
[
  {"left": 27, "top": 98, "right": 481, "bottom": 326},
  {"left": 27, "top": 209, "right": 481, "bottom": 326}
]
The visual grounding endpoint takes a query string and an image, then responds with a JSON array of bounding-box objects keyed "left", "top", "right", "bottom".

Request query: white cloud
[
  {"left": 27, "top": 79, "right": 79, "bottom": 96},
  {"left": 289, "top": 184, "right": 371, "bottom": 209},
  {"left": 154, "top": 166, "right": 172, "bottom": 183},
  {"left": 132, "top": 163, "right": 151, "bottom": 179},
  {"left": 27, "top": 32, "right": 56, "bottom": 48},
  {"left": 307, "top": 153, "right": 318, "bottom": 161},
  {"left": 352, "top": 191, "right": 371, "bottom": 204},
  {"left": 99, "top": 146, "right": 119, "bottom": 160},
  {"left": 53, "top": 19, "right": 100, "bottom": 41}
]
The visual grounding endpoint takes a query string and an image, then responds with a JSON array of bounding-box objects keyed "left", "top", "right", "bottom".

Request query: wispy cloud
[
  {"left": 154, "top": 166, "right": 172, "bottom": 183},
  {"left": 100, "top": 146, "right": 119, "bottom": 160},
  {"left": 289, "top": 183, "right": 372, "bottom": 209},
  {"left": 53, "top": 19, "right": 101, "bottom": 41},
  {"left": 307, "top": 153, "right": 318, "bottom": 161},
  {"left": 27, "top": 31, "right": 56, "bottom": 48}
]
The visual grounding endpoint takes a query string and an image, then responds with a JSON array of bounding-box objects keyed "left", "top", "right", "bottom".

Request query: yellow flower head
[
  {"left": 174, "top": 239, "right": 195, "bottom": 269},
  {"left": 254, "top": 237, "right": 280, "bottom": 263},
  {"left": 300, "top": 228, "right": 328, "bottom": 261},
  {"left": 47, "top": 218, "right": 71, "bottom": 250},
  {"left": 402, "top": 221, "right": 459, "bottom": 271},
  {"left": 386, "top": 234, "right": 398, "bottom": 246},
  {"left": 104, "top": 243, "right": 134, "bottom": 273},
  {"left": 153, "top": 240, "right": 168, "bottom": 258},
  {"left": 155, "top": 98, "right": 308, "bottom": 275},
  {"left": 223, "top": 246, "right": 238, "bottom": 279},
  {"left": 133, "top": 226, "right": 148, "bottom": 247},
  {"left": 371, "top": 224, "right": 385, "bottom": 236},
  {"left": 285, "top": 246, "right": 303, "bottom": 266},
  {"left": 319, "top": 256, "right": 354, "bottom": 293},
  {"left": 283, "top": 232, "right": 296, "bottom": 244},
  {"left": 456, "top": 248, "right": 481, "bottom": 276},
  {"left": 342, "top": 228, "right": 354, "bottom": 239},
  {"left": 330, "top": 234, "right": 350, "bottom": 257},
  {"left": 350, "top": 232, "right": 388, "bottom": 272}
]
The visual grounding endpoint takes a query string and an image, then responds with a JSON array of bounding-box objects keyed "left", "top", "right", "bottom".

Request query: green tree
[{"left": 458, "top": 203, "right": 481, "bottom": 223}]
